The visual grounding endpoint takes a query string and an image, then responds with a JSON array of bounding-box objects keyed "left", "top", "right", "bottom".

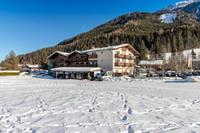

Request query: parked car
[
  {"left": 165, "top": 71, "right": 176, "bottom": 77},
  {"left": 94, "top": 73, "right": 103, "bottom": 81},
  {"left": 146, "top": 72, "right": 159, "bottom": 77},
  {"left": 192, "top": 71, "right": 200, "bottom": 76}
]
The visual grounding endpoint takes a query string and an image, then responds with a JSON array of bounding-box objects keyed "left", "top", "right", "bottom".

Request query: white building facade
[{"left": 48, "top": 44, "right": 139, "bottom": 76}]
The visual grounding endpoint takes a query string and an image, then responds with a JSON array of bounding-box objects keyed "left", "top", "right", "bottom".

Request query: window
[
  {"left": 60, "top": 59, "right": 64, "bottom": 62},
  {"left": 101, "top": 59, "right": 103, "bottom": 62},
  {"left": 115, "top": 58, "right": 120, "bottom": 63},
  {"left": 116, "top": 51, "right": 120, "bottom": 54},
  {"left": 101, "top": 51, "right": 103, "bottom": 54}
]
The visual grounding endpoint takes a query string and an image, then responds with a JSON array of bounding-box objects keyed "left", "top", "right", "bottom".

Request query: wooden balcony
[
  {"left": 69, "top": 58, "right": 88, "bottom": 62},
  {"left": 115, "top": 54, "right": 134, "bottom": 60},
  {"left": 115, "top": 62, "right": 124, "bottom": 67},
  {"left": 88, "top": 54, "right": 97, "bottom": 60},
  {"left": 124, "top": 55, "right": 134, "bottom": 60},
  {"left": 115, "top": 62, "right": 134, "bottom": 67},
  {"left": 113, "top": 73, "right": 123, "bottom": 77},
  {"left": 115, "top": 54, "right": 124, "bottom": 58},
  {"left": 89, "top": 54, "right": 97, "bottom": 58},
  {"left": 128, "top": 63, "right": 134, "bottom": 67},
  {"left": 123, "top": 63, "right": 129, "bottom": 67},
  {"left": 113, "top": 72, "right": 129, "bottom": 77}
]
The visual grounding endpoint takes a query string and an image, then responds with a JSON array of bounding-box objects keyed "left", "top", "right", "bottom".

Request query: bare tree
[{"left": 167, "top": 52, "right": 188, "bottom": 73}]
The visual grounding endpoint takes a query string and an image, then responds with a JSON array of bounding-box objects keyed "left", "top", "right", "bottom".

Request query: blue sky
[{"left": 0, "top": 0, "right": 181, "bottom": 61}]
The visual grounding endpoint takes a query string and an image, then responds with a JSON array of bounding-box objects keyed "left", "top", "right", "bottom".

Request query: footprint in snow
[
  {"left": 121, "top": 115, "right": 128, "bottom": 122},
  {"left": 127, "top": 107, "right": 132, "bottom": 115},
  {"left": 124, "top": 104, "right": 127, "bottom": 110},
  {"left": 125, "top": 99, "right": 128, "bottom": 104},
  {"left": 127, "top": 125, "right": 134, "bottom": 133}
]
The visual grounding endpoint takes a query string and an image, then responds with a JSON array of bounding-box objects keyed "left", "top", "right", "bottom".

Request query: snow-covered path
[{"left": 0, "top": 76, "right": 200, "bottom": 133}]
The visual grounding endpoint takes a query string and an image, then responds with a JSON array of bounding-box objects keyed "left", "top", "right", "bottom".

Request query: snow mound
[{"left": 160, "top": 13, "right": 177, "bottom": 23}]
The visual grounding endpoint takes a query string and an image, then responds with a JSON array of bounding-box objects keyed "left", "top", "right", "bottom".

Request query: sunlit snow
[{"left": 0, "top": 76, "right": 200, "bottom": 132}]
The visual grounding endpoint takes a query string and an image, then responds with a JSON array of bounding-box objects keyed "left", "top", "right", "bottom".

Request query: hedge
[{"left": 0, "top": 71, "right": 20, "bottom": 76}]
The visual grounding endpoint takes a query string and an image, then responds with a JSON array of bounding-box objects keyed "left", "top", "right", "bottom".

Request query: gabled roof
[
  {"left": 67, "top": 50, "right": 82, "bottom": 56},
  {"left": 25, "top": 64, "right": 40, "bottom": 68},
  {"left": 48, "top": 44, "right": 140, "bottom": 59},
  {"left": 81, "top": 43, "right": 140, "bottom": 55},
  {"left": 47, "top": 51, "right": 70, "bottom": 59}
]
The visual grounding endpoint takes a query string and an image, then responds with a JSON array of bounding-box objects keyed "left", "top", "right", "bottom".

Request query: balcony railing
[
  {"left": 114, "top": 72, "right": 129, "bottom": 76},
  {"left": 115, "top": 54, "right": 134, "bottom": 60},
  {"left": 88, "top": 54, "right": 97, "bottom": 59},
  {"left": 128, "top": 63, "right": 134, "bottom": 67},
  {"left": 115, "top": 62, "right": 124, "bottom": 67},
  {"left": 115, "top": 62, "right": 134, "bottom": 67},
  {"left": 69, "top": 58, "right": 88, "bottom": 62},
  {"left": 115, "top": 54, "right": 124, "bottom": 58},
  {"left": 123, "top": 63, "right": 129, "bottom": 67}
]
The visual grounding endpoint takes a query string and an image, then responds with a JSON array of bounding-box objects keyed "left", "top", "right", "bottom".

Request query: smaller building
[
  {"left": 192, "top": 59, "right": 200, "bottom": 70},
  {"left": 0, "top": 67, "right": 5, "bottom": 71},
  {"left": 20, "top": 64, "right": 40, "bottom": 72},
  {"left": 51, "top": 67, "right": 101, "bottom": 80},
  {"left": 138, "top": 60, "right": 164, "bottom": 71}
]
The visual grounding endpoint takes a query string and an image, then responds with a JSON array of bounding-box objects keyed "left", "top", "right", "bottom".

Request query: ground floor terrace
[
  {"left": 51, "top": 67, "right": 102, "bottom": 80},
  {"left": 0, "top": 76, "right": 200, "bottom": 132}
]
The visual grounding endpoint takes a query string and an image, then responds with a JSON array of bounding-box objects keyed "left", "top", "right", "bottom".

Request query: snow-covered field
[{"left": 0, "top": 76, "right": 200, "bottom": 133}]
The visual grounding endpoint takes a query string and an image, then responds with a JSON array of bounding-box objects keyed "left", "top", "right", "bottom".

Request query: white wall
[{"left": 96, "top": 50, "right": 113, "bottom": 72}]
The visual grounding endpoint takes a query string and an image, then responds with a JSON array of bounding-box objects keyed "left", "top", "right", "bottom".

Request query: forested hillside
[{"left": 16, "top": 11, "right": 200, "bottom": 65}]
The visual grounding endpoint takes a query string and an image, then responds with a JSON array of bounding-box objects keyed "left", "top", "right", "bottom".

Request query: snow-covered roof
[
  {"left": 139, "top": 60, "right": 164, "bottom": 66},
  {"left": 26, "top": 64, "right": 40, "bottom": 68},
  {"left": 48, "top": 44, "right": 139, "bottom": 59},
  {"left": 47, "top": 51, "right": 70, "bottom": 59},
  {"left": 51, "top": 67, "right": 101, "bottom": 72},
  {"left": 81, "top": 43, "right": 140, "bottom": 55}
]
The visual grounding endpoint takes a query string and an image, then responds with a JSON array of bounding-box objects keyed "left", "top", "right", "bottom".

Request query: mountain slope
[
  {"left": 17, "top": 1, "right": 200, "bottom": 64},
  {"left": 159, "top": 0, "right": 200, "bottom": 20}
]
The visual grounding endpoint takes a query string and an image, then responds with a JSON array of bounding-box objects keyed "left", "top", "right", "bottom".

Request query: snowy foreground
[{"left": 0, "top": 76, "right": 200, "bottom": 133}]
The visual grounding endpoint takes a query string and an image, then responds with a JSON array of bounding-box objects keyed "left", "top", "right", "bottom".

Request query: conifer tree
[{"left": 3, "top": 50, "right": 19, "bottom": 70}]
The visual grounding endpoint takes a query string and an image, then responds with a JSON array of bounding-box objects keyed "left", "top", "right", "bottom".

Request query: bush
[{"left": 0, "top": 71, "right": 20, "bottom": 76}]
